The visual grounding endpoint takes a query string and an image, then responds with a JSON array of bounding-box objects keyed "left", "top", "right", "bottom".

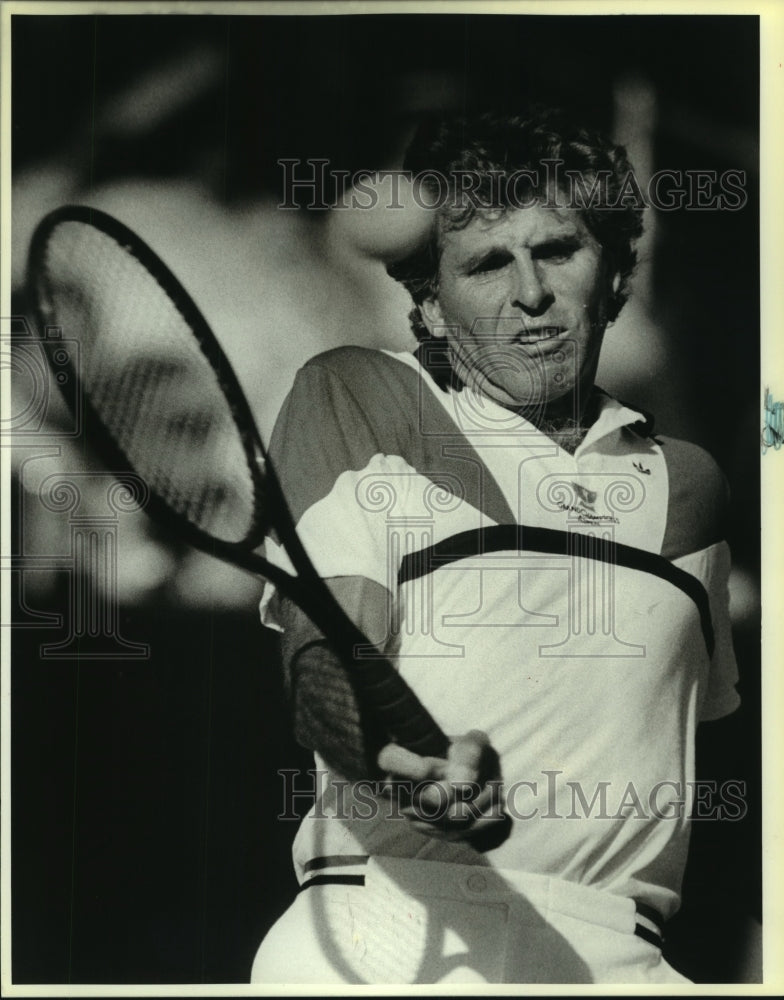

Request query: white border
[{"left": 1, "top": 0, "right": 781, "bottom": 995}]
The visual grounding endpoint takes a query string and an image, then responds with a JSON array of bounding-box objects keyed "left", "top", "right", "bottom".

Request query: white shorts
[{"left": 250, "top": 856, "right": 691, "bottom": 985}]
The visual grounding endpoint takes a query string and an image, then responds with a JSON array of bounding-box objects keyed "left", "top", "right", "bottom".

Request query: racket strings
[
  {"left": 31, "top": 207, "right": 454, "bottom": 792},
  {"left": 291, "top": 643, "right": 385, "bottom": 780},
  {"left": 36, "top": 220, "right": 259, "bottom": 543}
]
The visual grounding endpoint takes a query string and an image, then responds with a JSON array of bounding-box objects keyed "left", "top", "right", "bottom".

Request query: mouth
[{"left": 512, "top": 325, "right": 566, "bottom": 345}]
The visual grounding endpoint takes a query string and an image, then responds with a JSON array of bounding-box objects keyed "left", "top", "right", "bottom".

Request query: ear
[
  {"left": 600, "top": 250, "right": 621, "bottom": 297},
  {"left": 419, "top": 296, "right": 447, "bottom": 338}
]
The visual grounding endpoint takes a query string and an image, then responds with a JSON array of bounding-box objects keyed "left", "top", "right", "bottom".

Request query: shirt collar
[{"left": 581, "top": 391, "right": 656, "bottom": 452}]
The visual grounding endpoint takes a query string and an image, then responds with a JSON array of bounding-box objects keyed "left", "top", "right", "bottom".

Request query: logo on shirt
[
  {"left": 571, "top": 482, "right": 597, "bottom": 512},
  {"left": 556, "top": 481, "right": 619, "bottom": 525}
]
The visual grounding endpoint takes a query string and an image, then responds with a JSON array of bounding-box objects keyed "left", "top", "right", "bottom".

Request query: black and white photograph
[{"left": 1, "top": 0, "right": 780, "bottom": 990}]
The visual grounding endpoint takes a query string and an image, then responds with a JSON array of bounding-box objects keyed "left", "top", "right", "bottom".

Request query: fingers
[
  {"left": 402, "top": 810, "right": 505, "bottom": 843},
  {"left": 401, "top": 779, "right": 505, "bottom": 840},
  {"left": 377, "top": 731, "right": 496, "bottom": 784},
  {"left": 447, "top": 730, "right": 499, "bottom": 785},
  {"left": 376, "top": 731, "right": 506, "bottom": 843},
  {"left": 376, "top": 743, "right": 446, "bottom": 782}
]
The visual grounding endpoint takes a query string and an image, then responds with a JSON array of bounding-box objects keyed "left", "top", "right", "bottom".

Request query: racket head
[
  {"left": 27, "top": 204, "right": 269, "bottom": 557},
  {"left": 26, "top": 203, "right": 455, "bottom": 790}
]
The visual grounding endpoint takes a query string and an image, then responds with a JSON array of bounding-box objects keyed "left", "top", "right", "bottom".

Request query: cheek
[
  {"left": 557, "top": 272, "right": 607, "bottom": 323},
  {"left": 447, "top": 286, "right": 497, "bottom": 328}
]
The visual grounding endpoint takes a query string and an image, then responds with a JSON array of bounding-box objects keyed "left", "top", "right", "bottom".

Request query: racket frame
[{"left": 26, "top": 204, "right": 452, "bottom": 766}]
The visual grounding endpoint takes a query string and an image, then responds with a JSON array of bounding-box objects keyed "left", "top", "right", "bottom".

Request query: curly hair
[{"left": 387, "top": 108, "right": 645, "bottom": 340}]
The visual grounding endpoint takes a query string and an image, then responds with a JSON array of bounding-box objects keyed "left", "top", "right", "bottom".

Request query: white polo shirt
[{"left": 261, "top": 345, "right": 740, "bottom": 920}]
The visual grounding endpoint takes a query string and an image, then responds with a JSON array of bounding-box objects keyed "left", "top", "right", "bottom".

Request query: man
[{"left": 251, "top": 109, "right": 739, "bottom": 984}]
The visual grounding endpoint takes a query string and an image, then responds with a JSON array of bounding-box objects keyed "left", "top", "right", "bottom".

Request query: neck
[
  {"left": 516, "top": 391, "right": 602, "bottom": 454},
  {"left": 533, "top": 415, "right": 590, "bottom": 454},
  {"left": 414, "top": 341, "right": 603, "bottom": 451}
]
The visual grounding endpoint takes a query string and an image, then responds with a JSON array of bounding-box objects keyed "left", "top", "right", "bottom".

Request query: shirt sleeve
[
  {"left": 698, "top": 541, "right": 741, "bottom": 722},
  {"left": 258, "top": 354, "right": 414, "bottom": 633}
]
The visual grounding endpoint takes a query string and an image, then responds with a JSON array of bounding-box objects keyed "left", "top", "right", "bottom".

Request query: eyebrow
[
  {"left": 457, "top": 230, "right": 584, "bottom": 271},
  {"left": 458, "top": 244, "right": 512, "bottom": 272}
]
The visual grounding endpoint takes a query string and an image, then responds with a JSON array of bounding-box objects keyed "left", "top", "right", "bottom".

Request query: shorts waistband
[{"left": 299, "top": 855, "right": 665, "bottom": 948}]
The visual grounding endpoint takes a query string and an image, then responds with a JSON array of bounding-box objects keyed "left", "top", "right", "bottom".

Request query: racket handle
[
  {"left": 275, "top": 572, "right": 451, "bottom": 759},
  {"left": 353, "top": 660, "right": 451, "bottom": 759}
]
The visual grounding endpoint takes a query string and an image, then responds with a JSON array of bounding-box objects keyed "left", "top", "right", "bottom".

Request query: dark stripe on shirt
[
  {"left": 299, "top": 874, "right": 366, "bottom": 892},
  {"left": 634, "top": 923, "right": 664, "bottom": 948},
  {"left": 397, "top": 524, "right": 714, "bottom": 657},
  {"left": 268, "top": 346, "right": 515, "bottom": 530},
  {"left": 303, "top": 855, "right": 370, "bottom": 873}
]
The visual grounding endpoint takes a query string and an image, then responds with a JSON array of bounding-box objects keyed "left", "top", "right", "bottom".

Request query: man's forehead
[{"left": 441, "top": 204, "right": 589, "bottom": 252}]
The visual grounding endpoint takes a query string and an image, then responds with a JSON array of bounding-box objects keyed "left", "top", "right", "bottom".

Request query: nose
[{"left": 510, "top": 256, "right": 553, "bottom": 315}]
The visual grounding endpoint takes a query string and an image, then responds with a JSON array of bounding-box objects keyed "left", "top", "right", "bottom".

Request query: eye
[
  {"left": 532, "top": 239, "right": 581, "bottom": 263},
  {"left": 468, "top": 251, "right": 513, "bottom": 275}
]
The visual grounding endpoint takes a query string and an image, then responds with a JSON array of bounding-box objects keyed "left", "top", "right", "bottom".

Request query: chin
[{"left": 506, "top": 377, "right": 575, "bottom": 408}]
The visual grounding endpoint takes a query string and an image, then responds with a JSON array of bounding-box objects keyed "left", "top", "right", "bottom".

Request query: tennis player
[{"left": 250, "top": 109, "right": 740, "bottom": 984}]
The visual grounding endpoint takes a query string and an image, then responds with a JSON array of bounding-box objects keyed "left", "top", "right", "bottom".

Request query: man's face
[{"left": 422, "top": 203, "right": 616, "bottom": 418}]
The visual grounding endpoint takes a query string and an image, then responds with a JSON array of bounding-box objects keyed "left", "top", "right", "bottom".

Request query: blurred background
[{"left": 8, "top": 11, "right": 760, "bottom": 984}]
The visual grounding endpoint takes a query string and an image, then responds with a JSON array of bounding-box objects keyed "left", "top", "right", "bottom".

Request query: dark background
[{"left": 9, "top": 12, "right": 761, "bottom": 984}]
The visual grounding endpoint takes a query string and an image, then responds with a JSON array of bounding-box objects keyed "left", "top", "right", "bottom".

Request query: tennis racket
[{"left": 26, "top": 203, "right": 451, "bottom": 782}]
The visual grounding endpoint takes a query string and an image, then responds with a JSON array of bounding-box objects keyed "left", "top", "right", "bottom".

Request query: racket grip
[
  {"left": 354, "top": 659, "right": 451, "bottom": 759},
  {"left": 279, "top": 577, "right": 451, "bottom": 759}
]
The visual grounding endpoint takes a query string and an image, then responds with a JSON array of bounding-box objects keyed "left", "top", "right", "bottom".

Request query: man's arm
[
  {"left": 273, "top": 577, "right": 390, "bottom": 780},
  {"left": 658, "top": 435, "right": 730, "bottom": 559},
  {"left": 658, "top": 435, "right": 759, "bottom": 980},
  {"left": 274, "top": 576, "right": 507, "bottom": 842}
]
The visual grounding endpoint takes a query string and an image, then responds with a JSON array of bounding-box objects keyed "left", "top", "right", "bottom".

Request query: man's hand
[{"left": 377, "top": 730, "right": 508, "bottom": 844}]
